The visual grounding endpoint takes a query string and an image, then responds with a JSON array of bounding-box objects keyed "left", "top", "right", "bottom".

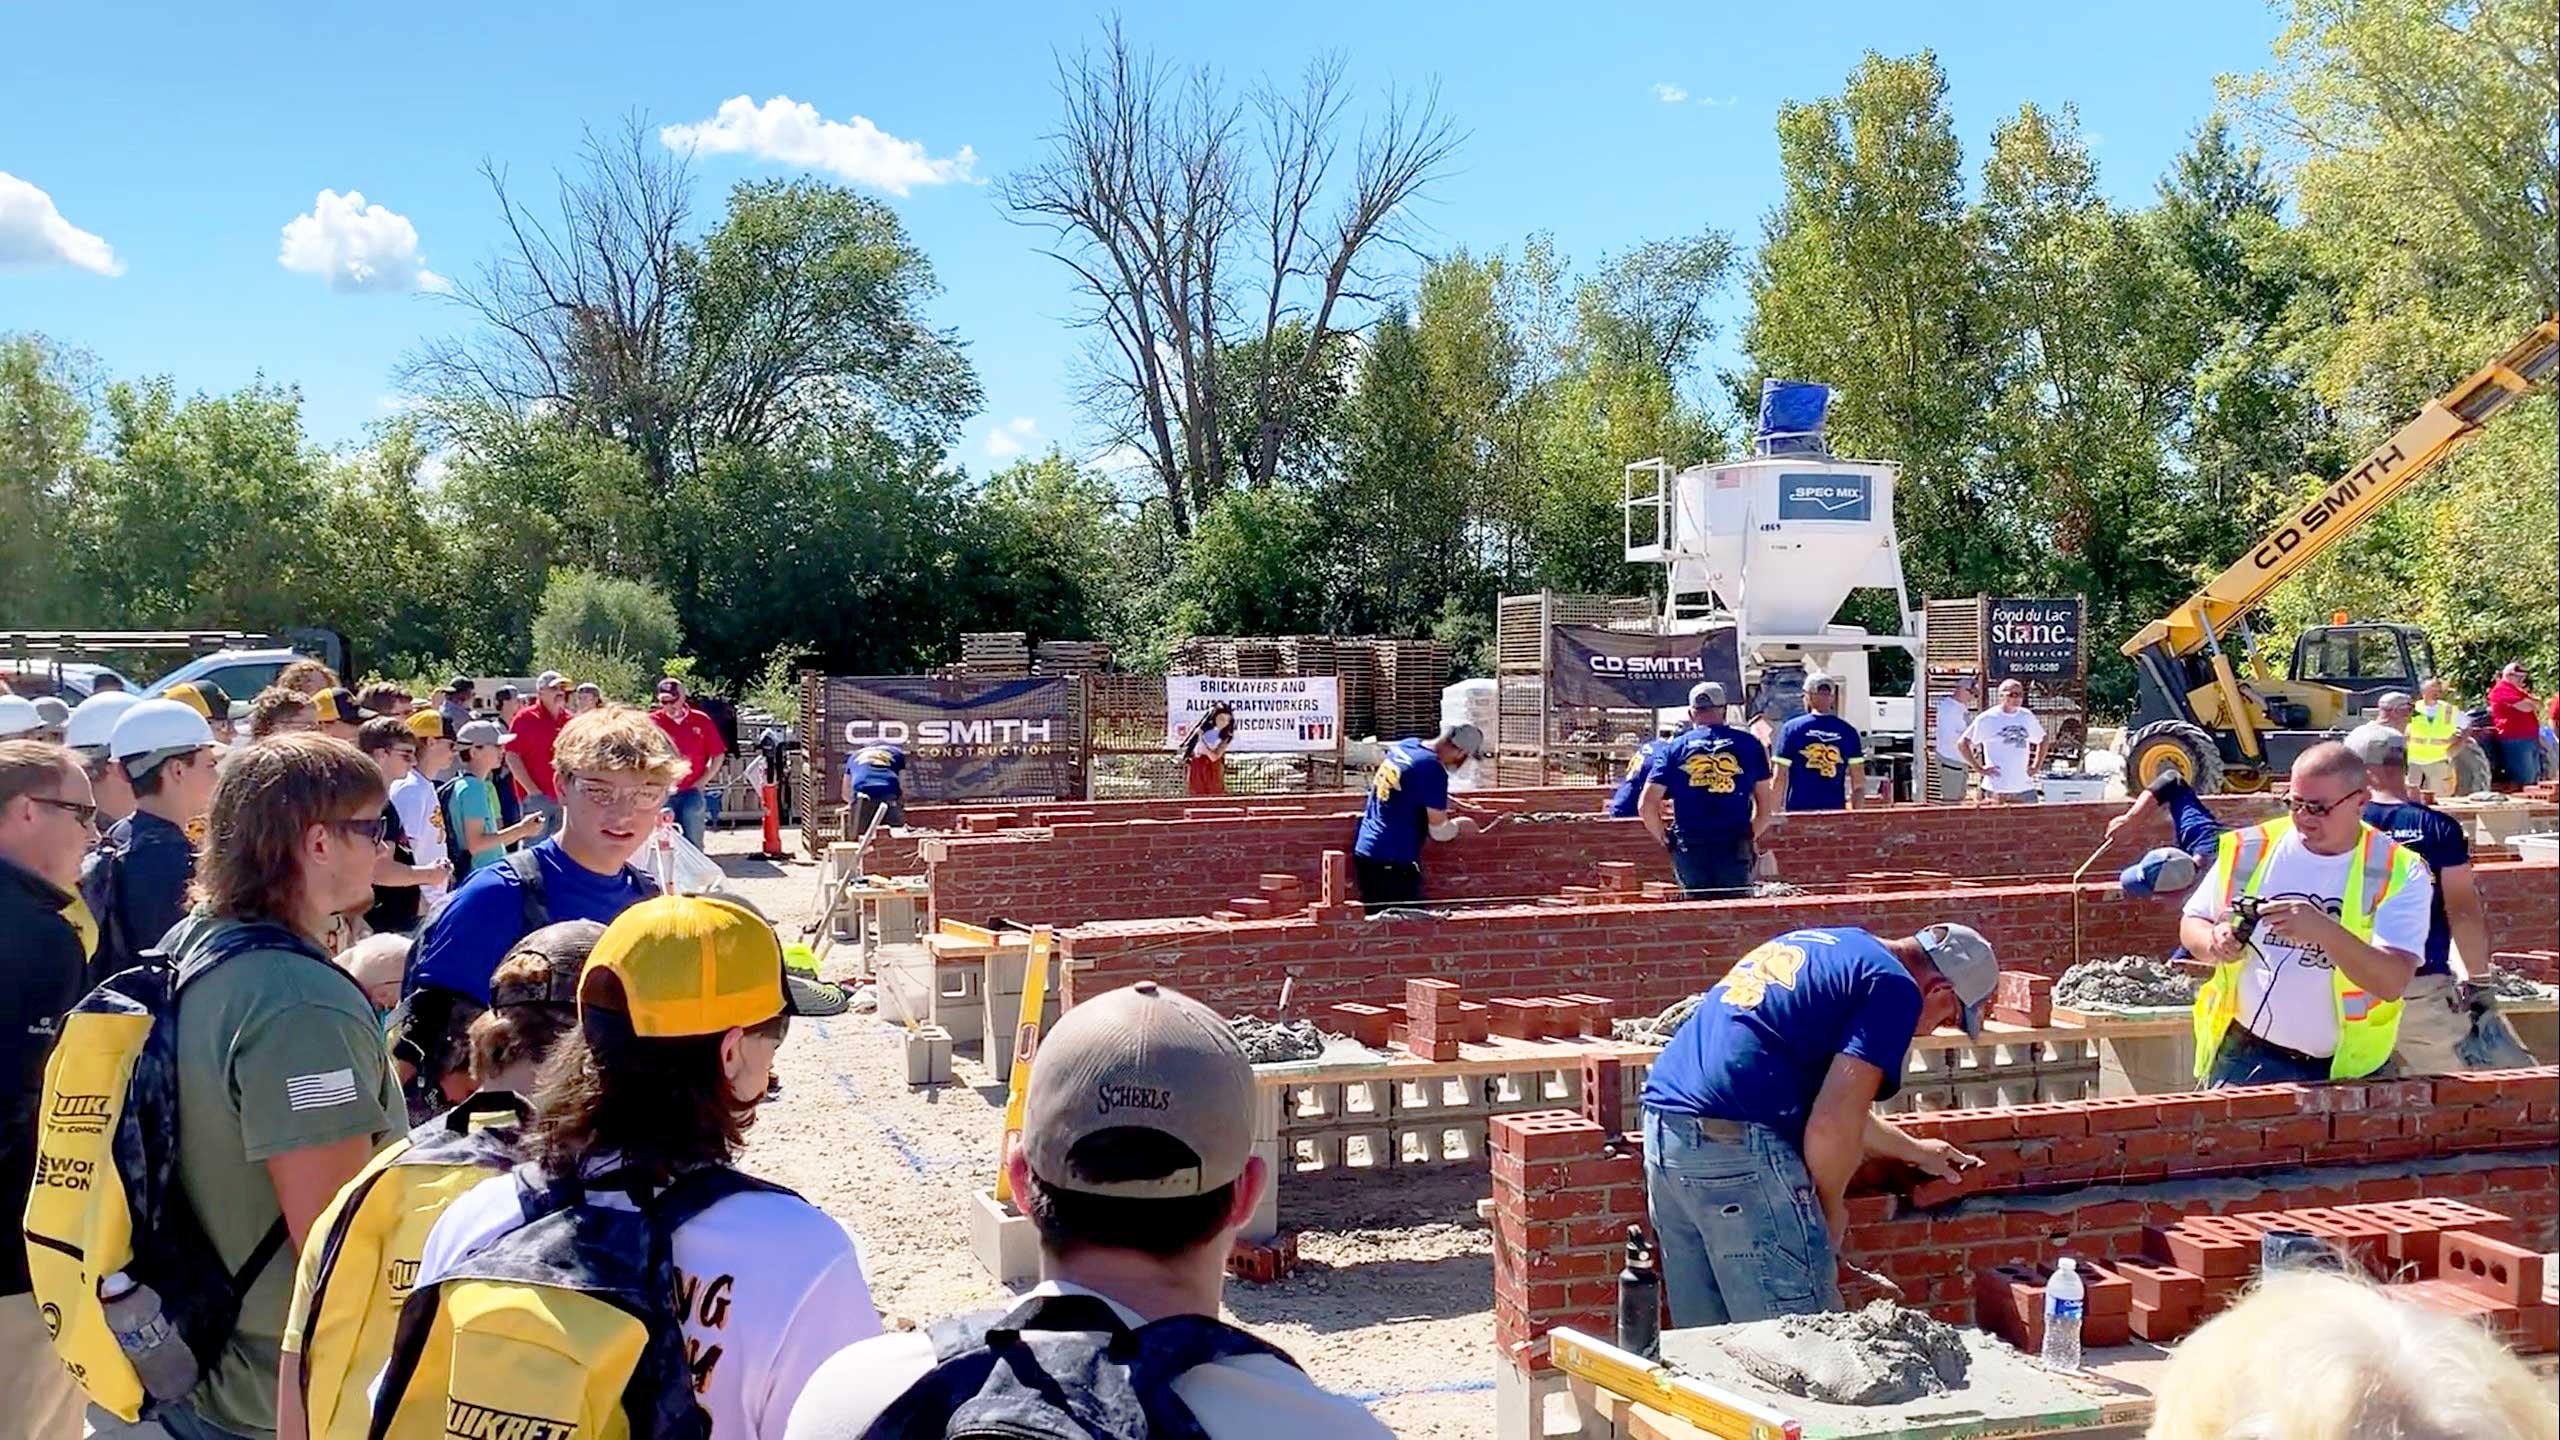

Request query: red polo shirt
[
  {"left": 652, "top": 704, "right": 726, "bottom": 791},
  {"left": 2488, "top": 679, "right": 2539, "bottom": 740},
  {"left": 508, "top": 702, "right": 568, "bottom": 799}
]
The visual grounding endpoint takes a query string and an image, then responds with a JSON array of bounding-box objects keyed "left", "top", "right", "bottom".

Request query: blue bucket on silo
[{"left": 1755, "top": 380, "right": 1832, "bottom": 456}]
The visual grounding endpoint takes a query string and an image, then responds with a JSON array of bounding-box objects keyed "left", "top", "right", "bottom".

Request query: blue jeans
[
  {"left": 668, "top": 786, "right": 709, "bottom": 847},
  {"left": 2494, "top": 737, "right": 2543, "bottom": 785},
  {"left": 1670, "top": 847, "right": 1752, "bottom": 899},
  {"left": 2203, "top": 1023, "right": 2333, "bottom": 1087},
  {"left": 1643, "top": 1109, "right": 1841, "bottom": 1326}
]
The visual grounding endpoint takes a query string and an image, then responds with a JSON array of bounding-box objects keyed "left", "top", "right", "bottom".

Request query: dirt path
[{"left": 711, "top": 832, "right": 1501, "bottom": 1435}]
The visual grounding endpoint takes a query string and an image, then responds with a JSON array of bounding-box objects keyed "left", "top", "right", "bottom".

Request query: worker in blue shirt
[
  {"left": 1350, "top": 722, "right": 1489, "bottom": 905},
  {"left": 2109, "top": 770, "right": 2224, "bottom": 958},
  {"left": 846, "top": 741, "right": 909, "bottom": 835},
  {"left": 1637, "top": 681, "right": 1773, "bottom": 897},
  {"left": 1606, "top": 720, "right": 1685, "bottom": 818},
  {"left": 2347, "top": 724, "right": 2494, "bottom": 1074},
  {"left": 1772, "top": 675, "right": 1866, "bottom": 811},
  {"left": 1641, "top": 923, "right": 1999, "bottom": 1325}
]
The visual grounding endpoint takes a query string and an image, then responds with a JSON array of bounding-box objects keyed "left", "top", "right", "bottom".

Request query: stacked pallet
[
  {"left": 1370, "top": 639, "right": 1451, "bottom": 739},
  {"left": 1032, "top": 640, "right": 1112, "bottom": 676},
  {"left": 1276, "top": 635, "right": 1336, "bottom": 678},
  {"left": 1233, "top": 639, "right": 1282, "bottom": 677},
  {"left": 959, "top": 632, "right": 1030, "bottom": 677},
  {"left": 1334, "top": 640, "right": 1377, "bottom": 738}
]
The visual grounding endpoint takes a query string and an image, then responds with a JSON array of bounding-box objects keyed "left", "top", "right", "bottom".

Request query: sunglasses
[
  {"left": 749, "top": 1012, "right": 792, "bottom": 1044},
  {"left": 2284, "top": 786, "right": 2367, "bottom": 819},
  {"left": 31, "top": 796, "right": 98, "bottom": 828},
  {"left": 333, "top": 816, "right": 391, "bottom": 844}
]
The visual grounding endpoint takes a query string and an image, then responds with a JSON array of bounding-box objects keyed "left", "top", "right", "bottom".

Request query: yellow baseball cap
[
  {"left": 163, "top": 682, "right": 213, "bottom": 720},
  {"left": 404, "top": 709, "right": 447, "bottom": 741},
  {"left": 582, "top": 895, "right": 800, "bottom": 1038}
]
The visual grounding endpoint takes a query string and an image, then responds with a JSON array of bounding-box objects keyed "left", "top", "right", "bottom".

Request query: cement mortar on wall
[{"left": 1661, "top": 1316, "right": 2093, "bottom": 1430}]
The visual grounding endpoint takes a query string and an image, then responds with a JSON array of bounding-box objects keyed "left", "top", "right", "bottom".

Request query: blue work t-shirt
[
  {"left": 1774, "top": 713, "right": 1864, "bottom": 811},
  {"left": 2363, "top": 800, "right": 2469, "bottom": 978},
  {"left": 846, "top": 743, "right": 907, "bottom": 800},
  {"left": 1640, "top": 927, "right": 1922, "bottom": 1142},
  {"left": 1646, "top": 725, "right": 1770, "bottom": 858},
  {"left": 408, "top": 838, "right": 655, "bottom": 1003},
  {"left": 1607, "top": 738, "right": 1671, "bottom": 818},
  {"left": 1353, "top": 739, "right": 1451, "bottom": 866}
]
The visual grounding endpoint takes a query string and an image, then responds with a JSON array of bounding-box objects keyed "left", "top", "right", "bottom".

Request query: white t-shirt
[
  {"left": 387, "top": 769, "right": 451, "bottom": 907},
  {"left": 416, "top": 1166, "right": 880, "bottom": 1439},
  {"left": 2181, "top": 828, "right": 2434, "bottom": 1056},
  {"left": 782, "top": 1280, "right": 1392, "bottom": 1440},
  {"left": 1933, "top": 696, "right": 1973, "bottom": 766},
  {"left": 1962, "top": 706, "right": 2047, "bottom": 794}
]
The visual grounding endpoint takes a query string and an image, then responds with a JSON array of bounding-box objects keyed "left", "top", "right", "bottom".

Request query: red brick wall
[
  {"left": 1058, "top": 862, "right": 2559, "bottom": 1017},
  {"left": 1489, "top": 1067, "right": 2560, "bottom": 1351},
  {"left": 922, "top": 794, "right": 2293, "bottom": 928}
]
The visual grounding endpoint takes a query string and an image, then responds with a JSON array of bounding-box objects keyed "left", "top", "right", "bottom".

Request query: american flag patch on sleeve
[{"left": 285, "top": 1068, "right": 361, "bottom": 1111}]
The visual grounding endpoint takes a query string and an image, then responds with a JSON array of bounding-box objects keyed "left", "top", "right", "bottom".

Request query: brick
[
  {"left": 1456, "top": 1001, "right": 1491, "bottom": 1044},
  {"left": 1992, "top": 971, "right": 2054, "bottom": 1027},
  {"left": 1488, "top": 997, "right": 1549, "bottom": 1040},
  {"left": 1406, "top": 977, "right": 1461, "bottom": 1020},
  {"left": 2440, "top": 1231, "right": 2549, "bottom": 1305},
  {"left": 1580, "top": 1055, "right": 1628, "bottom": 1134},
  {"left": 1228, "top": 1231, "right": 1299, "bottom": 1284},
  {"left": 1561, "top": 993, "right": 1616, "bottom": 1035},
  {"left": 2129, "top": 1296, "right": 2195, "bottom": 1343},
  {"left": 1491, "top": 1110, "right": 1606, "bottom": 1161},
  {"left": 2006, "top": 1104, "right": 2091, "bottom": 1138},
  {"left": 2111, "top": 1257, "right": 2204, "bottom": 1313},
  {"left": 2148, "top": 1224, "right": 2251, "bottom": 1279},
  {"left": 1325, "top": 1002, "right": 1391, "bottom": 1050},
  {"left": 2219, "top": 1084, "right": 2300, "bottom": 1119},
  {"left": 1257, "top": 872, "right": 1303, "bottom": 894}
]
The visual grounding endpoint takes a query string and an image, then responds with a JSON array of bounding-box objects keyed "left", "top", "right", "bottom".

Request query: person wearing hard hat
[
  {"left": 164, "top": 679, "right": 238, "bottom": 744},
  {"left": 28, "top": 696, "right": 70, "bottom": 744},
  {"left": 82, "top": 698, "right": 220, "bottom": 982},
  {"left": 0, "top": 694, "right": 42, "bottom": 741},
  {"left": 63, "top": 690, "right": 141, "bottom": 828},
  {"left": 1640, "top": 923, "right": 1996, "bottom": 1324}
]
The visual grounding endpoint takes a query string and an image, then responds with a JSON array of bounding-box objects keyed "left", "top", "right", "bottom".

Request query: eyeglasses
[
  {"left": 2285, "top": 786, "right": 2367, "bottom": 819},
  {"left": 569, "top": 776, "right": 670, "bottom": 813},
  {"left": 31, "top": 796, "right": 98, "bottom": 828},
  {"left": 333, "top": 816, "right": 390, "bottom": 845},
  {"left": 387, "top": 747, "right": 418, "bottom": 764}
]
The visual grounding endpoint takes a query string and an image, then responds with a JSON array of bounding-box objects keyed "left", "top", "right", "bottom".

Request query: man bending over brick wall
[{"left": 1639, "top": 923, "right": 2000, "bottom": 1325}]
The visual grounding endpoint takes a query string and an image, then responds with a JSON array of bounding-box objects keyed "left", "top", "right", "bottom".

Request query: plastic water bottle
[
  {"left": 100, "top": 1271, "right": 200, "bottom": 1401},
  {"left": 2041, "top": 1257, "right": 2085, "bottom": 1373},
  {"left": 652, "top": 809, "right": 680, "bottom": 895}
]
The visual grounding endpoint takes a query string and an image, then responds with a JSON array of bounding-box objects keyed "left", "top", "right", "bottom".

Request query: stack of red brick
[
  {"left": 1213, "top": 873, "right": 1308, "bottom": 921},
  {"left": 1323, "top": 978, "right": 1618, "bottom": 1059},
  {"left": 1976, "top": 1198, "right": 2553, "bottom": 1354}
]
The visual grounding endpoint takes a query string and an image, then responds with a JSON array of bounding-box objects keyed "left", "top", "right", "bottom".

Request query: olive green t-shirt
[{"left": 166, "top": 913, "right": 401, "bottom": 1438}]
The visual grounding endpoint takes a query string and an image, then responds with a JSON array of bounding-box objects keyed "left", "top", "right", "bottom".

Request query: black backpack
[{"left": 860, "top": 1293, "right": 1305, "bottom": 1439}]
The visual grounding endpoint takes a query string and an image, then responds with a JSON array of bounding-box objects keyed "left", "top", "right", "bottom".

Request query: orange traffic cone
[{"left": 760, "top": 783, "right": 788, "bottom": 860}]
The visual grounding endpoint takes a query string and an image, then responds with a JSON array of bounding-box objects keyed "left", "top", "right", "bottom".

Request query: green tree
[
  {"left": 1323, "top": 304, "right": 1473, "bottom": 633},
  {"left": 0, "top": 336, "right": 95, "bottom": 626},
  {"left": 531, "top": 568, "right": 683, "bottom": 677},
  {"left": 1742, "top": 51, "right": 1994, "bottom": 595}
]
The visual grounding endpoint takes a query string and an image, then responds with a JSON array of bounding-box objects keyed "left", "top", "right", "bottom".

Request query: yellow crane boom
[{"left": 2123, "top": 318, "right": 2558, "bottom": 661}]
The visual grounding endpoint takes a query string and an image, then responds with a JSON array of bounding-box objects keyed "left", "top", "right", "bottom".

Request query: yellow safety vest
[
  {"left": 2407, "top": 702, "right": 2457, "bottom": 766},
  {"left": 2190, "top": 817, "right": 2422, "bottom": 1081}
]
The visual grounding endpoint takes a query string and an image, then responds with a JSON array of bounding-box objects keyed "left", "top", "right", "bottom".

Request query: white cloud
[
  {"left": 1696, "top": 94, "right": 1738, "bottom": 108},
  {"left": 985, "top": 416, "right": 1040, "bottom": 460},
  {"left": 0, "top": 172, "right": 122, "bottom": 276},
  {"left": 1651, "top": 83, "right": 1688, "bottom": 104},
  {"left": 661, "top": 95, "right": 977, "bottom": 195},
  {"left": 278, "top": 189, "right": 447, "bottom": 294}
]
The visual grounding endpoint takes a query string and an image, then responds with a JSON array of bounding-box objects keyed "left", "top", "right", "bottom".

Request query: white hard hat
[
  {"left": 0, "top": 694, "right": 41, "bottom": 738},
  {"left": 111, "top": 698, "right": 217, "bottom": 768},
  {"left": 64, "top": 690, "right": 143, "bottom": 752}
]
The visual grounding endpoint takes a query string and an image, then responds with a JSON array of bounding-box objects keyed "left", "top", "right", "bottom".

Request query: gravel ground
[{"left": 708, "top": 831, "right": 1502, "bottom": 1436}]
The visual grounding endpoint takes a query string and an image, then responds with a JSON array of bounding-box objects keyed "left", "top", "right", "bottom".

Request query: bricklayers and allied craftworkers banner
[
  {"left": 1546, "top": 623, "right": 1743, "bottom": 711},
  {"left": 821, "top": 675, "right": 1082, "bottom": 802}
]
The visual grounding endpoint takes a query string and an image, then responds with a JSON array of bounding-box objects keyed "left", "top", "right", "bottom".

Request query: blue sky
[{"left": 3, "top": 1, "right": 2284, "bottom": 471}]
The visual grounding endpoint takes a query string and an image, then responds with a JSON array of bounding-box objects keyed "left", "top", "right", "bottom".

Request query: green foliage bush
[{"left": 531, "top": 570, "right": 682, "bottom": 680}]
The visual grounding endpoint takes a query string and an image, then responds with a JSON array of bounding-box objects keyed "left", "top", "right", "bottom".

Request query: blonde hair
[
  {"left": 2148, "top": 1270, "right": 2558, "bottom": 1440},
  {"left": 551, "top": 704, "right": 684, "bottom": 788},
  {"left": 276, "top": 658, "right": 340, "bottom": 696}
]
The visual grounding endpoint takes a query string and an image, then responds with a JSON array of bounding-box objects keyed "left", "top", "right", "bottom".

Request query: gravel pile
[
  {"left": 1228, "top": 1014, "right": 1327, "bottom": 1064},
  {"left": 2055, "top": 954, "right": 2199, "bottom": 1010},
  {"left": 1718, "top": 1300, "right": 1971, "bottom": 1406},
  {"left": 1614, "top": 992, "right": 1703, "bottom": 1045}
]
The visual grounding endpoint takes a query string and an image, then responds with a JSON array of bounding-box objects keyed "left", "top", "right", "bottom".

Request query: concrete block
[
  {"left": 970, "top": 1189, "right": 1041, "bottom": 1286},
  {"left": 905, "top": 1025, "right": 953, "bottom": 1087}
]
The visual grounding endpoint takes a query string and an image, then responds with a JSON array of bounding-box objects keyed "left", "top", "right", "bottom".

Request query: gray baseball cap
[
  {"left": 2344, "top": 722, "right": 2408, "bottom": 768},
  {"left": 1916, "top": 923, "right": 2000, "bottom": 1040},
  {"left": 1689, "top": 680, "right": 1728, "bottom": 710},
  {"left": 456, "top": 719, "right": 508, "bottom": 747},
  {"left": 1435, "top": 721, "right": 1490, "bottom": 760},
  {"left": 1022, "top": 980, "right": 1254, "bottom": 1199}
]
